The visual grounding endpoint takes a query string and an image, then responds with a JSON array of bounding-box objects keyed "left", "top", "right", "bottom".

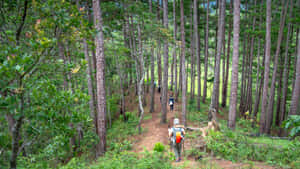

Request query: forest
[{"left": 0, "top": 0, "right": 300, "bottom": 168}]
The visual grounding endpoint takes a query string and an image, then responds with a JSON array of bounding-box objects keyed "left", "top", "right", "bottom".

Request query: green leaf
[
  {"left": 15, "top": 65, "right": 21, "bottom": 71},
  {"left": 290, "top": 126, "right": 300, "bottom": 137}
]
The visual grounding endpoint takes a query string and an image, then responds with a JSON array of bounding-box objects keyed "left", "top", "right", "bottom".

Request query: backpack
[{"left": 172, "top": 127, "right": 183, "bottom": 144}]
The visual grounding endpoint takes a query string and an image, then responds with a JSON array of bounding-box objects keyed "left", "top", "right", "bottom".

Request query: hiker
[
  {"left": 158, "top": 84, "right": 161, "bottom": 93},
  {"left": 168, "top": 118, "right": 185, "bottom": 162},
  {"left": 169, "top": 96, "right": 174, "bottom": 111}
]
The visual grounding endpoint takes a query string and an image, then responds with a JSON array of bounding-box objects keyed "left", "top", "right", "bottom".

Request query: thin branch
[{"left": 16, "top": 0, "right": 28, "bottom": 45}]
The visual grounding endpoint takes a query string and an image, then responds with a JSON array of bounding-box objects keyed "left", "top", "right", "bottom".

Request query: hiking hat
[{"left": 174, "top": 118, "right": 179, "bottom": 125}]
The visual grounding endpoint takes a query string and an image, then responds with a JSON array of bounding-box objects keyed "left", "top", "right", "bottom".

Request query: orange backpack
[{"left": 173, "top": 128, "right": 183, "bottom": 144}]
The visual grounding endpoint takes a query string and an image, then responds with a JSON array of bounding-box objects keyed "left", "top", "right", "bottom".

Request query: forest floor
[{"left": 127, "top": 88, "right": 276, "bottom": 169}]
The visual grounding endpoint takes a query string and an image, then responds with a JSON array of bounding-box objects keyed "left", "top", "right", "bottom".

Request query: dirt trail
[
  {"left": 130, "top": 90, "right": 275, "bottom": 169},
  {"left": 132, "top": 90, "right": 176, "bottom": 152},
  {"left": 131, "top": 90, "right": 199, "bottom": 168}
]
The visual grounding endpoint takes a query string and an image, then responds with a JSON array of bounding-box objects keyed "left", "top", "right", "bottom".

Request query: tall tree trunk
[
  {"left": 221, "top": 0, "right": 233, "bottom": 108},
  {"left": 149, "top": 0, "right": 155, "bottom": 113},
  {"left": 78, "top": 2, "right": 97, "bottom": 130},
  {"left": 292, "top": 29, "right": 300, "bottom": 92},
  {"left": 279, "top": 26, "right": 293, "bottom": 127},
  {"left": 239, "top": 1, "right": 249, "bottom": 115},
  {"left": 186, "top": 58, "right": 189, "bottom": 94},
  {"left": 137, "top": 24, "right": 145, "bottom": 134},
  {"left": 194, "top": 0, "right": 201, "bottom": 110},
  {"left": 190, "top": 2, "right": 195, "bottom": 100},
  {"left": 209, "top": 0, "right": 225, "bottom": 117},
  {"left": 157, "top": 0, "right": 162, "bottom": 93},
  {"left": 228, "top": 0, "right": 240, "bottom": 129},
  {"left": 161, "top": 0, "right": 168, "bottom": 123},
  {"left": 265, "top": 0, "right": 288, "bottom": 133},
  {"left": 278, "top": 0, "right": 295, "bottom": 128},
  {"left": 10, "top": 80, "right": 25, "bottom": 169},
  {"left": 92, "top": 0, "right": 106, "bottom": 157},
  {"left": 180, "top": 0, "right": 187, "bottom": 126},
  {"left": 173, "top": 0, "right": 177, "bottom": 96},
  {"left": 260, "top": 0, "right": 272, "bottom": 134},
  {"left": 252, "top": 0, "right": 264, "bottom": 122},
  {"left": 130, "top": 15, "right": 139, "bottom": 96},
  {"left": 203, "top": 0, "right": 209, "bottom": 103},
  {"left": 252, "top": 40, "right": 263, "bottom": 118},
  {"left": 289, "top": 33, "right": 300, "bottom": 115},
  {"left": 83, "top": 38, "right": 97, "bottom": 127},
  {"left": 58, "top": 38, "right": 68, "bottom": 90},
  {"left": 275, "top": 57, "right": 283, "bottom": 126},
  {"left": 245, "top": 0, "right": 258, "bottom": 115},
  {"left": 214, "top": 0, "right": 219, "bottom": 66},
  {"left": 116, "top": 55, "right": 126, "bottom": 121}
]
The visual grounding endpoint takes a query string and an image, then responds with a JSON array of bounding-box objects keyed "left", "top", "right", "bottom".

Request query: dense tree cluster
[{"left": 0, "top": 0, "right": 299, "bottom": 168}]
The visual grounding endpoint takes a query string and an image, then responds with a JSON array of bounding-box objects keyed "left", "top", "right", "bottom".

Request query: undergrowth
[{"left": 206, "top": 128, "right": 300, "bottom": 168}]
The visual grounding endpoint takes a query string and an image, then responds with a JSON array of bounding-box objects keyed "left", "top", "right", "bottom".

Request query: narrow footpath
[{"left": 129, "top": 90, "right": 275, "bottom": 169}]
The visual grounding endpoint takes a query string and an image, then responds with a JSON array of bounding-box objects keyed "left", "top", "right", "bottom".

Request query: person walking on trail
[
  {"left": 168, "top": 118, "right": 185, "bottom": 162},
  {"left": 169, "top": 96, "right": 174, "bottom": 112}
]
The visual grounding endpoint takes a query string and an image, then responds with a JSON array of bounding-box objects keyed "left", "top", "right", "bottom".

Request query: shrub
[
  {"left": 153, "top": 142, "right": 165, "bottom": 152},
  {"left": 283, "top": 115, "right": 300, "bottom": 137},
  {"left": 206, "top": 129, "right": 300, "bottom": 168},
  {"left": 88, "top": 151, "right": 175, "bottom": 169}
]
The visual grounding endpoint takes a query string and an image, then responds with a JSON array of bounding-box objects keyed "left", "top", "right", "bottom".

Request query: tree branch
[{"left": 16, "top": 0, "right": 28, "bottom": 45}]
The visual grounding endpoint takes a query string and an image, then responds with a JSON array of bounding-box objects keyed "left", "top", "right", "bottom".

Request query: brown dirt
[{"left": 126, "top": 89, "right": 276, "bottom": 169}]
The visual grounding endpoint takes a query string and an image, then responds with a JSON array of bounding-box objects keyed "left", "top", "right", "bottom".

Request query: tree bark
[
  {"left": 228, "top": 0, "right": 240, "bottom": 130},
  {"left": 157, "top": 0, "right": 162, "bottom": 93},
  {"left": 221, "top": 0, "right": 233, "bottom": 108},
  {"left": 180, "top": 0, "right": 187, "bottom": 126},
  {"left": 203, "top": 0, "right": 209, "bottom": 103},
  {"left": 190, "top": 2, "right": 195, "bottom": 100},
  {"left": 239, "top": 1, "right": 249, "bottom": 115},
  {"left": 137, "top": 24, "right": 145, "bottom": 134},
  {"left": 252, "top": 0, "right": 264, "bottom": 122},
  {"left": 116, "top": 56, "right": 126, "bottom": 121},
  {"left": 292, "top": 28, "right": 300, "bottom": 92},
  {"left": 161, "top": 0, "right": 168, "bottom": 124},
  {"left": 209, "top": 0, "right": 225, "bottom": 117},
  {"left": 265, "top": 0, "right": 288, "bottom": 133},
  {"left": 275, "top": 57, "right": 283, "bottom": 126},
  {"left": 173, "top": 0, "right": 177, "bottom": 96},
  {"left": 149, "top": 0, "right": 155, "bottom": 113},
  {"left": 92, "top": 0, "right": 106, "bottom": 157},
  {"left": 194, "top": 0, "right": 201, "bottom": 110},
  {"left": 245, "top": 0, "right": 258, "bottom": 114},
  {"left": 58, "top": 38, "right": 68, "bottom": 90},
  {"left": 260, "top": 0, "right": 272, "bottom": 134},
  {"left": 10, "top": 80, "right": 25, "bottom": 169},
  {"left": 289, "top": 33, "right": 300, "bottom": 115},
  {"left": 278, "top": 0, "right": 295, "bottom": 127},
  {"left": 84, "top": 35, "right": 97, "bottom": 128}
]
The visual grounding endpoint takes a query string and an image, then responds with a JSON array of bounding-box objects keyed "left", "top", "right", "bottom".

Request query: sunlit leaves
[{"left": 71, "top": 65, "right": 81, "bottom": 74}]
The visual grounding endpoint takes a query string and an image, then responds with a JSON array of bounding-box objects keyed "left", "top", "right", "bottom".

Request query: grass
[{"left": 248, "top": 136, "right": 291, "bottom": 149}]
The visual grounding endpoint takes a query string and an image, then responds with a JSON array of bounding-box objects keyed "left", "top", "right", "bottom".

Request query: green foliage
[
  {"left": 283, "top": 115, "right": 300, "bottom": 137},
  {"left": 89, "top": 151, "right": 174, "bottom": 169},
  {"left": 186, "top": 147, "right": 206, "bottom": 158},
  {"left": 109, "top": 140, "right": 133, "bottom": 154},
  {"left": 236, "top": 118, "right": 259, "bottom": 134},
  {"left": 206, "top": 129, "right": 300, "bottom": 168},
  {"left": 187, "top": 100, "right": 209, "bottom": 124},
  {"left": 153, "top": 142, "right": 165, "bottom": 152},
  {"left": 104, "top": 111, "right": 139, "bottom": 156}
]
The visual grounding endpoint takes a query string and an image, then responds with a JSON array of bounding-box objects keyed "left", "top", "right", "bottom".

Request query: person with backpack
[
  {"left": 168, "top": 118, "right": 185, "bottom": 162},
  {"left": 169, "top": 96, "right": 174, "bottom": 111}
]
